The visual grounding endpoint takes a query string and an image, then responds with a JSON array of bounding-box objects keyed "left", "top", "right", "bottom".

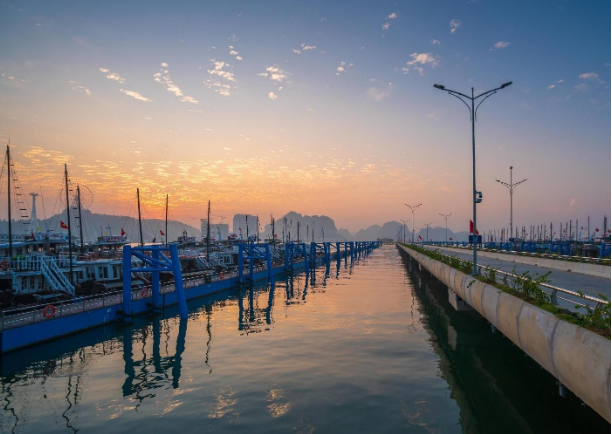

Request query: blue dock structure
[
  {"left": 238, "top": 242, "right": 274, "bottom": 284},
  {"left": 0, "top": 240, "right": 382, "bottom": 353}
]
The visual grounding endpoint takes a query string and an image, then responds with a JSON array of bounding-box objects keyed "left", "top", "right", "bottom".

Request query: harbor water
[{"left": 0, "top": 246, "right": 608, "bottom": 433}]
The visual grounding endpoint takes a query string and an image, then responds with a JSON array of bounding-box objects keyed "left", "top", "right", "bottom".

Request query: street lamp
[
  {"left": 400, "top": 219, "right": 409, "bottom": 244},
  {"left": 424, "top": 223, "right": 433, "bottom": 242},
  {"left": 439, "top": 213, "right": 452, "bottom": 243},
  {"left": 496, "top": 166, "right": 527, "bottom": 242},
  {"left": 404, "top": 203, "right": 422, "bottom": 243},
  {"left": 433, "top": 81, "right": 512, "bottom": 275}
]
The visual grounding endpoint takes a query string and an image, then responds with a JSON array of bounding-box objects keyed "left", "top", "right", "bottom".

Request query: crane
[{"left": 212, "top": 215, "right": 227, "bottom": 224}]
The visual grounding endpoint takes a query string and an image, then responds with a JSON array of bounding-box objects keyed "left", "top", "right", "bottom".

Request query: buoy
[{"left": 43, "top": 304, "right": 56, "bottom": 319}]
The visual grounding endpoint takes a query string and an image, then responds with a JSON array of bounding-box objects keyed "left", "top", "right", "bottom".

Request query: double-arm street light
[
  {"left": 404, "top": 203, "right": 422, "bottom": 243},
  {"left": 496, "top": 166, "right": 527, "bottom": 241},
  {"left": 424, "top": 223, "right": 433, "bottom": 242},
  {"left": 433, "top": 81, "right": 512, "bottom": 275},
  {"left": 439, "top": 213, "right": 452, "bottom": 243}
]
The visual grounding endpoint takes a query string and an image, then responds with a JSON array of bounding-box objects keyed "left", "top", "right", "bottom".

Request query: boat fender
[
  {"left": 43, "top": 304, "right": 56, "bottom": 319},
  {"left": 219, "top": 273, "right": 224, "bottom": 280},
  {"left": 0, "top": 260, "right": 8, "bottom": 271}
]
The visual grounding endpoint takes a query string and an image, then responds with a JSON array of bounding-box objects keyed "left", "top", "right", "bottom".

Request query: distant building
[
  {"left": 201, "top": 219, "right": 229, "bottom": 241},
  {"left": 232, "top": 214, "right": 258, "bottom": 239}
]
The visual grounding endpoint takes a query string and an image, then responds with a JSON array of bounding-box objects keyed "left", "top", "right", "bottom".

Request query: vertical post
[
  {"left": 122, "top": 245, "right": 132, "bottom": 316},
  {"left": 471, "top": 87, "right": 478, "bottom": 275},
  {"left": 6, "top": 145, "right": 12, "bottom": 256},
  {"left": 249, "top": 245, "right": 254, "bottom": 281},
  {"left": 64, "top": 164, "right": 74, "bottom": 284},
  {"left": 137, "top": 188, "right": 143, "bottom": 247},
  {"left": 303, "top": 243, "right": 309, "bottom": 274},
  {"left": 510, "top": 166, "right": 513, "bottom": 240},
  {"left": 169, "top": 244, "right": 188, "bottom": 319},
  {"left": 152, "top": 248, "right": 161, "bottom": 309},
  {"left": 265, "top": 243, "right": 274, "bottom": 284},
  {"left": 238, "top": 243, "right": 244, "bottom": 281}
]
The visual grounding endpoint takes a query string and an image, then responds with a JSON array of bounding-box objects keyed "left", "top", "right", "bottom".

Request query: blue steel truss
[
  {"left": 310, "top": 242, "right": 330, "bottom": 265},
  {"left": 238, "top": 242, "right": 274, "bottom": 284},
  {"left": 600, "top": 243, "right": 611, "bottom": 260},
  {"left": 285, "top": 242, "right": 309, "bottom": 273},
  {"left": 123, "top": 244, "right": 187, "bottom": 318}
]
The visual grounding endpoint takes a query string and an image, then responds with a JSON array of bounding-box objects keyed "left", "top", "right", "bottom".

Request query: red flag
[
  {"left": 121, "top": 228, "right": 126, "bottom": 236},
  {"left": 449, "top": 237, "right": 453, "bottom": 241},
  {"left": 418, "top": 235, "right": 423, "bottom": 240},
  {"left": 160, "top": 230, "right": 165, "bottom": 236},
  {"left": 60, "top": 220, "right": 68, "bottom": 229},
  {"left": 595, "top": 228, "right": 600, "bottom": 232},
  {"left": 469, "top": 220, "right": 479, "bottom": 235},
  {"left": 274, "top": 234, "right": 278, "bottom": 238}
]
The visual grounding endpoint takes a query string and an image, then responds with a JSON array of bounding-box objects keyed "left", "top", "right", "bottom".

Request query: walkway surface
[{"left": 423, "top": 245, "right": 611, "bottom": 301}]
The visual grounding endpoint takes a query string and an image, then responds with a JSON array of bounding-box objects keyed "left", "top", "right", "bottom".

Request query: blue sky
[{"left": 0, "top": 0, "right": 609, "bottom": 232}]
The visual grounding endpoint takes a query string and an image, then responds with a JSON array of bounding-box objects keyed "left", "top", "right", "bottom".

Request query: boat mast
[
  {"left": 6, "top": 144, "right": 12, "bottom": 256},
  {"left": 165, "top": 194, "right": 169, "bottom": 246},
  {"left": 206, "top": 200, "right": 211, "bottom": 261},
  {"left": 64, "top": 164, "right": 74, "bottom": 284},
  {"left": 271, "top": 214, "right": 275, "bottom": 246},
  {"left": 77, "top": 184, "right": 84, "bottom": 253},
  {"left": 137, "top": 188, "right": 144, "bottom": 246}
]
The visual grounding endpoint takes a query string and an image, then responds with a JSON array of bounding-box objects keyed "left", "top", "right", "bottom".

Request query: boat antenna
[
  {"left": 77, "top": 184, "right": 84, "bottom": 253},
  {"left": 64, "top": 164, "right": 74, "bottom": 284},
  {"left": 206, "top": 200, "right": 211, "bottom": 261},
  {"left": 165, "top": 194, "right": 169, "bottom": 246},
  {"left": 6, "top": 143, "right": 12, "bottom": 255},
  {"left": 137, "top": 188, "right": 143, "bottom": 246}
]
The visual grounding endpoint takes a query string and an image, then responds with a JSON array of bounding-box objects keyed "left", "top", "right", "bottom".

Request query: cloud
[
  {"left": 119, "top": 89, "right": 152, "bottom": 102},
  {"left": 547, "top": 84, "right": 556, "bottom": 90},
  {"left": 450, "top": 19, "right": 461, "bottom": 34},
  {"left": 70, "top": 82, "right": 92, "bottom": 96},
  {"left": 154, "top": 62, "right": 199, "bottom": 103},
  {"left": 335, "top": 61, "right": 354, "bottom": 76},
  {"left": 382, "top": 22, "right": 391, "bottom": 30},
  {"left": 387, "top": 12, "right": 397, "bottom": 19},
  {"left": 489, "top": 41, "right": 510, "bottom": 51},
  {"left": 431, "top": 39, "right": 441, "bottom": 45},
  {"left": 259, "top": 66, "right": 287, "bottom": 83},
  {"left": 228, "top": 45, "right": 242, "bottom": 60},
  {"left": 367, "top": 82, "right": 393, "bottom": 102},
  {"left": 579, "top": 72, "right": 603, "bottom": 83},
  {"left": 402, "top": 53, "right": 438, "bottom": 75},
  {"left": 293, "top": 43, "right": 317, "bottom": 54},
  {"left": 268, "top": 92, "right": 278, "bottom": 100},
  {"left": 99, "top": 67, "right": 126, "bottom": 83}
]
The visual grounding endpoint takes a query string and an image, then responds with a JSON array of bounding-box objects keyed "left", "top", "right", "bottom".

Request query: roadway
[{"left": 422, "top": 245, "right": 611, "bottom": 310}]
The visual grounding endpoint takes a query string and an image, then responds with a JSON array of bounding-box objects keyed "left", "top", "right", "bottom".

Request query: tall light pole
[
  {"left": 424, "top": 223, "right": 433, "bottom": 242},
  {"left": 433, "top": 81, "right": 513, "bottom": 275},
  {"left": 400, "top": 219, "right": 409, "bottom": 244},
  {"left": 496, "top": 166, "right": 527, "bottom": 242},
  {"left": 404, "top": 203, "right": 422, "bottom": 243},
  {"left": 439, "top": 213, "right": 452, "bottom": 243}
]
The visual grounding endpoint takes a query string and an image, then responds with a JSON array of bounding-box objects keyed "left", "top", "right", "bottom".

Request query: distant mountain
[
  {"left": 0, "top": 209, "right": 200, "bottom": 244},
  {"left": 263, "top": 211, "right": 345, "bottom": 242},
  {"left": 336, "top": 228, "right": 354, "bottom": 241}
]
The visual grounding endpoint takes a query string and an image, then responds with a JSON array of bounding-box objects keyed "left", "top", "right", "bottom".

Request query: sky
[{"left": 0, "top": 0, "right": 610, "bottom": 234}]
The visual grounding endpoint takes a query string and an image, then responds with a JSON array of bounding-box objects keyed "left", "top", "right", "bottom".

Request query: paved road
[{"left": 423, "top": 245, "right": 610, "bottom": 311}]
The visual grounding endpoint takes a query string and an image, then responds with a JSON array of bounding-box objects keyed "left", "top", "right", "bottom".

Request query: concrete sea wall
[{"left": 398, "top": 244, "right": 611, "bottom": 423}]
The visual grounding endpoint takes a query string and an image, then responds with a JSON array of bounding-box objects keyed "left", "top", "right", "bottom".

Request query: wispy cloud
[
  {"left": 258, "top": 66, "right": 287, "bottom": 83},
  {"left": 382, "top": 22, "right": 391, "bottom": 30},
  {"left": 228, "top": 45, "right": 242, "bottom": 60},
  {"left": 98, "top": 67, "right": 126, "bottom": 83},
  {"left": 292, "top": 43, "right": 317, "bottom": 54},
  {"left": 579, "top": 72, "right": 603, "bottom": 83},
  {"left": 335, "top": 61, "right": 354, "bottom": 76},
  {"left": 547, "top": 79, "right": 564, "bottom": 90},
  {"left": 268, "top": 92, "right": 278, "bottom": 100},
  {"left": 154, "top": 62, "right": 199, "bottom": 104},
  {"left": 119, "top": 89, "right": 152, "bottom": 102},
  {"left": 382, "top": 11, "right": 397, "bottom": 31},
  {"left": 450, "top": 19, "right": 461, "bottom": 34},
  {"left": 430, "top": 39, "right": 441, "bottom": 45},
  {"left": 367, "top": 82, "right": 393, "bottom": 102},
  {"left": 402, "top": 53, "right": 438, "bottom": 76},
  {"left": 69, "top": 81, "right": 92, "bottom": 96},
  {"left": 489, "top": 41, "right": 510, "bottom": 51}
]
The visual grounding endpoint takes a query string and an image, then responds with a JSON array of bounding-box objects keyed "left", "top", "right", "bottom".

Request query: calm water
[{"left": 0, "top": 246, "right": 608, "bottom": 433}]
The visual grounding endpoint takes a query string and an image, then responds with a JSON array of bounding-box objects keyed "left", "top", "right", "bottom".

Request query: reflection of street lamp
[
  {"left": 404, "top": 203, "right": 422, "bottom": 243},
  {"left": 400, "top": 219, "right": 409, "bottom": 244},
  {"left": 439, "top": 213, "right": 452, "bottom": 243},
  {"left": 496, "top": 166, "right": 527, "bottom": 241},
  {"left": 424, "top": 223, "right": 433, "bottom": 242},
  {"left": 433, "top": 81, "right": 513, "bottom": 275}
]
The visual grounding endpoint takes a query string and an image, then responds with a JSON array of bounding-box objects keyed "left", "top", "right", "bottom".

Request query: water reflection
[{"left": 0, "top": 246, "right": 608, "bottom": 434}]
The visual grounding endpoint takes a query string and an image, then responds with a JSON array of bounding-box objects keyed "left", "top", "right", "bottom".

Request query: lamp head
[
  {"left": 433, "top": 84, "right": 445, "bottom": 90},
  {"left": 501, "top": 81, "right": 513, "bottom": 89}
]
